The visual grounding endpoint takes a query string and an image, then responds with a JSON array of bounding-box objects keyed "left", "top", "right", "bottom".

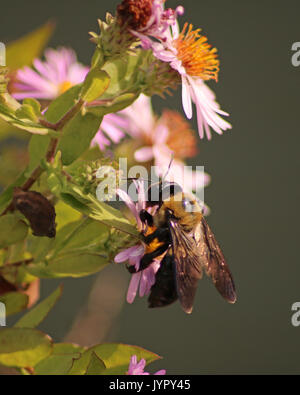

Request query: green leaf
[
  {"left": 54, "top": 200, "right": 82, "bottom": 230},
  {"left": 60, "top": 193, "right": 91, "bottom": 215},
  {"left": 87, "top": 93, "right": 138, "bottom": 118},
  {"left": 34, "top": 343, "right": 84, "bottom": 375},
  {"left": 0, "top": 328, "right": 53, "bottom": 368},
  {"left": 0, "top": 213, "right": 28, "bottom": 249},
  {"left": 85, "top": 352, "right": 106, "bottom": 375},
  {"left": 0, "top": 100, "right": 50, "bottom": 135},
  {"left": 81, "top": 68, "right": 110, "bottom": 103},
  {"left": 0, "top": 292, "right": 29, "bottom": 316},
  {"left": 0, "top": 171, "right": 27, "bottom": 213},
  {"left": 27, "top": 134, "right": 51, "bottom": 175},
  {"left": 57, "top": 112, "right": 102, "bottom": 165},
  {"left": 15, "top": 100, "right": 41, "bottom": 123},
  {"left": 23, "top": 99, "right": 42, "bottom": 117},
  {"left": 6, "top": 22, "right": 55, "bottom": 70},
  {"left": 101, "top": 53, "right": 143, "bottom": 98},
  {"left": 68, "top": 343, "right": 160, "bottom": 375},
  {"left": 26, "top": 253, "right": 108, "bottom": 279},
  {"left": 52, "top": 217, "right": 109, "bottom": 256},
  {"left": 27, "top": 235, "right": 55, "bottom": 263},
  {"left": 74, "top": 188, "right": 138, "bottom": 238},
  {"left": 15, "top": 285, "right": 63, "bottom": 329},
  {"left": 90, "top": 201, "right": 138, "bottom": 237},
  {"left": 14, "top": 99, "right": 42, "bottom": 126},
  {"left": 44, "top": 85, "right": 82, "bottom": 123}
]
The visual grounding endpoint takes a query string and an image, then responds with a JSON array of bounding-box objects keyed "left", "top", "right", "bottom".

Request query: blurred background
[{"left": 1, "top": 0, "right": 300, "bottom": 374}]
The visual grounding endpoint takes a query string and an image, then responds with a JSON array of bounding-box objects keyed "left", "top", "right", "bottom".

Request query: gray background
[{"left": 1, "top": 0, "right": 300, "bottom": 374}]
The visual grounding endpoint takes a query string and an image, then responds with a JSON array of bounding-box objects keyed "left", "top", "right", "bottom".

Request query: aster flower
[
  {"left": 114, "top": 180, "right": 164, "bottom": 304},
  {"left": 94, "top": 94, "right": 210, "bottom": 194},
  {"left": 127, "top": 355, "right": 166, "bottom": 375},
  {"left": 117, "top": 0, "right": 184, "bottom": 49},
  {"left": 12, "top": 47, "right": 123, "bottom": 150},
  {"left": 91, "top": 113, "right": 127, "bottom": 151},
  {"left": 151, "top": 22, "right": 232, "bottom": 139},
  {"left": 12, "top": 47, "right": 89, "bottom": 100}
]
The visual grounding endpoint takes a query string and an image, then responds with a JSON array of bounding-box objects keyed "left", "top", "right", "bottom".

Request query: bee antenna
[{"left": 162, "top": 154, "right": 174, "bottom": 182}]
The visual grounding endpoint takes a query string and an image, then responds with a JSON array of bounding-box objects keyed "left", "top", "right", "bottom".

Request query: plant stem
[
  {"left": 4, "top": 258, "right": 34, "bottom": 268},
  {"left": 1, "top": 99, "right": 83, "bottom": 216},
  {"left": 39, "top": 99, "right": 84, "bottom": 131}
]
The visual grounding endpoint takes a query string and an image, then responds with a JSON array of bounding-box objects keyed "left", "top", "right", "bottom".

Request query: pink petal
[
  {"left": 114, "top": 245, "right": 141, "bottom": 263},
  {"left": 182, "top": 76, "right": 193, "bottom": 119},
  {"left": 154, "top": 123, "right": 169, "bottom": 145},
  {"left": 134, "top": 147, "right": 154, "bottom": 162},
  {"left": 116, "top": 188, "right": 139, "bottom": 223},
  {"left": 127, "top": 272, "right": 142, "bottom": 304},
  {"left": 154, "top": 370, "right": 166, "bottom": 375}
]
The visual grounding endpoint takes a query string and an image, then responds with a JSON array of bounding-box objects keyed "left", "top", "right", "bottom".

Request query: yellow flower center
[
  {"left": 58, "top": 80, "right": 73, "bottom": 94},
  {"left": 173, "top": 23, "right": 219, "bottom": 81}
]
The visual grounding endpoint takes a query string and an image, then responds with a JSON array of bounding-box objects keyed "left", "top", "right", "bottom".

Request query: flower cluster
[
  {"left": 9, "top": 0, "right": 230, "bottom": 310},
  {"left": 117, "top": 0, "right": 231, "bottom": 139},
  {"left": 0, "top": 0, "right": 235, "bottom": 376},
  {"left": 94, "top": 94, "right": 210, "bottom": 195}
]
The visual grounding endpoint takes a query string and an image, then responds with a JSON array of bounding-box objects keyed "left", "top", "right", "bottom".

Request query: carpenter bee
[{"left": 128, "top": 181, "right": 237, "bottom": 314}]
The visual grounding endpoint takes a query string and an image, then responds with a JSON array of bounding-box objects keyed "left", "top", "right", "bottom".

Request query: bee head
[
  {"left": 146, "top": 181, "right": 182, "bottom": 207},
  {"left": 154, "top": 191, "right": 203, "bottom": 231}
]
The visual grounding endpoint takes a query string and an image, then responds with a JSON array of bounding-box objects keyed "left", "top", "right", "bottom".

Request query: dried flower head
[{"left": 117, "top": 0, "right": 153, "bottom": 31}]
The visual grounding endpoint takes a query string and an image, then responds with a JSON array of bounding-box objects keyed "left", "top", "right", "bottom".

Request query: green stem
[
  {"left": 39, "top": 99, "right": 84, "bottom": 131},
  {"left": 1, "top": 99, "right": 83, "bottom": 216},
  {"left": 3, "top": 258, "right": 34, "bottom": 268}
]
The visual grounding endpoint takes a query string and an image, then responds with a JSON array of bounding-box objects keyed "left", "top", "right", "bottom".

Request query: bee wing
[
  {"left": 168, "top": 219, "right": 203, "bottom": 314},
  {"left": 148, "top": 252, "right": 178, "bottom": 309},
  {"left": 195, "top": 218, "right": 237, "bottom": 304}
]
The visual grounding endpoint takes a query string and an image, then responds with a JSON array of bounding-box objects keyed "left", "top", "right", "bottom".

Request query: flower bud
[
  {"left": 90, "top": 13, "right": 137, "bottom": 67},
  {"left": 71, "top": 158, "right": 123, "bottom": 197}
]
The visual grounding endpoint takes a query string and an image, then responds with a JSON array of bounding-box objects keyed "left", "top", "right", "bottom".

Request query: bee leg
[
  {"left": 141, "top": 227, "right": 170, "bottom": 244},
  {"left": 127, "top": 243, "right": 170, "bottom": 274}
]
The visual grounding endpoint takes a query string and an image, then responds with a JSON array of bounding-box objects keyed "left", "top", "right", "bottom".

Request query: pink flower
[
  {"left": 127, "top": 355, "right": 166, "bottom": 375},
  {"left": 114, "top": 180, "right": 163, "bottom": 304},
  {"left": 12, "top": 47, "right": 123, "bottom": 150},
  {"left": 91, "top": 113, "right": 127, "bottom": 150},
  {"left": 97, "top": 94, "right": 210, "bottom": 194},
  {"left": 151, "top": 22, "right": 232, "bottom": 139},
  {"left": 126, "top": 0, "right": 184, "bottom": 50},
  {"left": 13, "top": 47, "right": 89, "bottom": 100}
]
